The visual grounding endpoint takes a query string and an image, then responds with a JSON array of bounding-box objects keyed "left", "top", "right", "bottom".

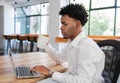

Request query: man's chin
[{"left": 63, "top": 36, "right": 68, "bottom": 39}]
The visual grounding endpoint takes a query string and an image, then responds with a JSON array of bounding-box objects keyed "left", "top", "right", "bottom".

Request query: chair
[{"left": 97, "top": 40, "right": 120, "bottom": 83}]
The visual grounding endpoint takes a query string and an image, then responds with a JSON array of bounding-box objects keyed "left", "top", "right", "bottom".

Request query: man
[{"left": 31, "top": 4, "right": 105, "bottom": 83}]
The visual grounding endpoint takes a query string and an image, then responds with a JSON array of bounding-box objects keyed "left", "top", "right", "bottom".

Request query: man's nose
[{"left": 60, "top": 26, "right": 64, "bottom": 30}]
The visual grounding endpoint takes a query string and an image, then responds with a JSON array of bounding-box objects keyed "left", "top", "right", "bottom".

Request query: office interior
[
  {"left": 0, "top": 0, "right": 120, "bottom": 83},
  {"left": 0, "top": 0, "right": 120, "bottom": 54}
]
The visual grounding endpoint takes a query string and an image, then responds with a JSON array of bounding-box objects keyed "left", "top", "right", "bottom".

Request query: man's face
[{"left": 60, "top": 15, "right": 79, "bottom": 39}]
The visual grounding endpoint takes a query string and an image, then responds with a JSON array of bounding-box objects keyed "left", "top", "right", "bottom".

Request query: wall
[
  {"left": 49, "top": 0, "right": 60, "bottom": 50},
  {"left": 0, "top": 0, "right": 14, "bottom": 49},
  {"left": 0, "top": 6, "right": 4, "bottom": 49},
  {"left": 49, "top": 0, "right": 69, "bottom": 50}
]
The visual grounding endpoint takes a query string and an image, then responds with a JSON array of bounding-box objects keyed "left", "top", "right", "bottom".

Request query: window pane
[
  {"left": 70, "top": 0, "right": 90, "bottom": 10},
  {"left": 90, "top": 9, "right": 115, "bottom": 36},
  {"left": 15, "top": 8, "right": 25, "bottom": 17},
  {"left": 60, "top": 0, "right": 69, "bottom": 8},
  {"left": 23, "top": 4, "right": 40, "bottom": 16},
  {"left": 116, "top": 8, "right": 120, "bottom": 36},
  {"left": 83, "top": 21, "right": 89, "bottom": 35},
  {"left": 40, "top": 16, "right": 49, "bottom": 34},
  {"left": 15, "top": 18, "right": 26, "bottom": 34},
  {"left": 30, "top": 16, "right": 40, "bottom": 34},
  {"left": 26, "top": 17, "right": 30, "bottom": 34},
  {"left": 41, "top": 3, "right": 49, "bottom": 15},
  {"left": 91, "top": 0, "right": 115, "bottom": 8},
  {"left": 117, "top": 0, "right": 120, "bottom": 6},
  {"left": 83, "top": 11, "right": 89, "bottom": 35}
]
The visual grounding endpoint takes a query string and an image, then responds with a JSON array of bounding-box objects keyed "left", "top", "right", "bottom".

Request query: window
[
  {"left": 91, "top": 0, "right": 115, "bottom": 8},
  {"left": 90, "top": 9, "right": 115, "bottom": 36},
  {"left": 41, "top": 3, "right": 49, "bottom": 15},
  {"left": 15, "top": 8, "right": 26, "bottom": 34},
  {"left": 14, "top": 3, "right": 49, "bottom": 34},
  {"left": 41, "top": 16, "right": 49, "bottom": 34},
  {"left": 116, "top": 8, "right": 120, "bottom": 36},
  {"left": 70, "top": 0, "right": 90, "bottom": 10},
  {"left": 29, "top": 16, "right": 40, "bottom": 34},
  {"left": 15, "top": 17, "right": 26, "bottom": 34},
  {"left": 23, "top": 4, "right": 40, "bottom": 16},
  {"left": 70, "top": 0, "right": 120, "bottom": 36},
  {"left": 117, "top": 0, "right": 120, "bottom": 6},
  {"left": 15, "top": 8, "right": 26, "bottom": 18}
]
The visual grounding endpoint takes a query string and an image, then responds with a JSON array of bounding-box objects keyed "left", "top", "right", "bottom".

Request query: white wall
[
  {"left": 0, "top": 6, "right": 4, "bottom": 49},
  {"left": 49, "top": 0, "right": 60, "bottom": 50},
  {"left": 0, "top": 0, "right": 14, "bottom": 49},
  {"left": 3, "top": 1, "right": 14, "bottom": 34},
  {"left": 49, "top": 0, "right": 69, "bottom": 50}
]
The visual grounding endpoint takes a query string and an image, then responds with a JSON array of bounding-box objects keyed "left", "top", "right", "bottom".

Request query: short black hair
[{"left": 59, "top": 4, "right": 88, "bottom": 26}]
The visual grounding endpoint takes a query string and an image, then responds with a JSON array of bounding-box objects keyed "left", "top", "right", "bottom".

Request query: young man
[{"left": 31, "top": 4, "right": 105, "bottom": 83}]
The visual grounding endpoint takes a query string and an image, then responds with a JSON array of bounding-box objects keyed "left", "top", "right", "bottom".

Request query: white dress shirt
[{"left": 45, "top": 31, "right": 105, "bottom": 83}]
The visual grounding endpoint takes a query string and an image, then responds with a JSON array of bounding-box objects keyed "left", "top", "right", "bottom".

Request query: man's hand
[{"left": 31, "top": 65, "right": 50, "bottom": 76}]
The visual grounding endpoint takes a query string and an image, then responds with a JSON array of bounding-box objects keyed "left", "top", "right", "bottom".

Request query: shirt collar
[{"left": 69, "top": 31, "right": 87, "bottom": 48}]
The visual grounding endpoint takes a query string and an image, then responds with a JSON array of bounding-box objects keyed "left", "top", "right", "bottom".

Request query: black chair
[{"left": 97, "top": 40, "right": 120, "bottom": 83}]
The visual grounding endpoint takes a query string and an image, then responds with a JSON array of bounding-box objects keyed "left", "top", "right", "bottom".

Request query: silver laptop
[
  {"left": 36, "top": 78, "right": 58, "bottom": 83},
  {"left": 8, "top": 48, "right": 43, "bottom": 78}
]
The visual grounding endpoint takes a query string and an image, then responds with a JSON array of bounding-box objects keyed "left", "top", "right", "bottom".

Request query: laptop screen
[{"left": 8, "top": 48, "right": 16, "bottom": 70}]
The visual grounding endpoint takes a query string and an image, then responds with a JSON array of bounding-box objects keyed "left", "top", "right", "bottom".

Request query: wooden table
[{"left": 0, "top": 52, "right": 66, "bottom": 83}]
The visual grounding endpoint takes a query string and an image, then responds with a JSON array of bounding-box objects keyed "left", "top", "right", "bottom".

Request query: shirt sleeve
[
  {"left": 51, "top": 62, "right": 96, "bottom": 83},
  {"left": 44, "top": 43, "right": 68, "bottom": 63},
  {"left": 50, "top": 44, "right": 104, "bottom": 83}
]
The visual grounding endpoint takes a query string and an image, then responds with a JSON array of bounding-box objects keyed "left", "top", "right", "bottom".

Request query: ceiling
[{"left": 3, "top": 0, "right": 49, "bottom": 7}]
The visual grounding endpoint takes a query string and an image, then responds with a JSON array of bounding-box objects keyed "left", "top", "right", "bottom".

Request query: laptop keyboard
[
  {"left": 15, "top": 66, "right": 42, "bottom": 78},
  {"left": 16, "top": 66, "right": 32, "bottom": 76}
]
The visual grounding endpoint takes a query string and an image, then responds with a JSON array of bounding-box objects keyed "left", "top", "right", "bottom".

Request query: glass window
[
  {"left": 69, "top": 0, "right": 120, "bottom": 36},
  {"left": 15, "top": 17, "right": 26, "bottom": 34},
  {"left": 23, "top": 4, "right": 40, "bottom": 16},
  {"left": 40, "top": 16, "right": 49, "bottom": 34},
  {"left": 117, "top": 0, "right": 120, "bottom": 6},
  {"left": 29, "top": 16, "right": 40, "bottom": 34},
  {"left": 83, "top": 19, "right": 89, "bottom": 35},
  {"left": 26, "top": 17, "right": 30, "bottom": 34},
  {"left": 90, "top": 9, "right": 115, "bottom": 36},
  {"left": 83, "top": 11, "right": 89, "bottom": 35},
  {"left": 14, "top": 3, "right": 49, "bottom": 34},
  {"left": 15, "top": 8, "right": 25, "bottom": 17},
  {"left": 116, "top": 8, "right": 120, "bottom": 36},
  {"left": 41, "top": 3, "right": 49, "bottom": 15},
  {"left": 70, "top": 0, "right": 90, "bottom": 10},
  {"left": 60, "top": 0, "right": 69, "bottom": 8},
  {"left": 91, "top": 0, "right": 115, "bottom": 8}
]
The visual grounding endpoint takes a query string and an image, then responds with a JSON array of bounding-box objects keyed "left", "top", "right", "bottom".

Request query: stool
[
  {"left": 3, "top": 35, "right": 13, "bottom": 50},
  {"left": 17, "top": 35, "right": 28, "bottom": 53},
  {"left": 27, "top": 34, "right": 38, "bottom": 52}
]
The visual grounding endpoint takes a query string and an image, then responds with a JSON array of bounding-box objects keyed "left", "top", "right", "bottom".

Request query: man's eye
[{"left": 64, "top": 24, "right": 67, "bottom": 26}]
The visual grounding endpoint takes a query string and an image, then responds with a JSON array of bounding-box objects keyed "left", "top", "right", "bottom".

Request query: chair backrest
[{"left": 97, "top": 40, "right": 120, "bottom": 83}]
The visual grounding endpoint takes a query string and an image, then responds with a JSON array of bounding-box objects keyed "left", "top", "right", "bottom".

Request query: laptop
[
  {"left": 8, "top": 48, "right": 44, "bottom": 79},
  {"left": 37, "top": 78, "right": 58, "bottom": 83}
]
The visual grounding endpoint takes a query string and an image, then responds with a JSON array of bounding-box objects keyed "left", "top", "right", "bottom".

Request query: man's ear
[{"left": 76, "top": 20, "right": 82, "bottom": 28}]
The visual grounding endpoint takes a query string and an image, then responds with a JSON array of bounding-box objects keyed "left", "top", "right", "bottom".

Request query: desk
[{"left": 0, "top": 52, "right": 66, "bottom": 83}]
